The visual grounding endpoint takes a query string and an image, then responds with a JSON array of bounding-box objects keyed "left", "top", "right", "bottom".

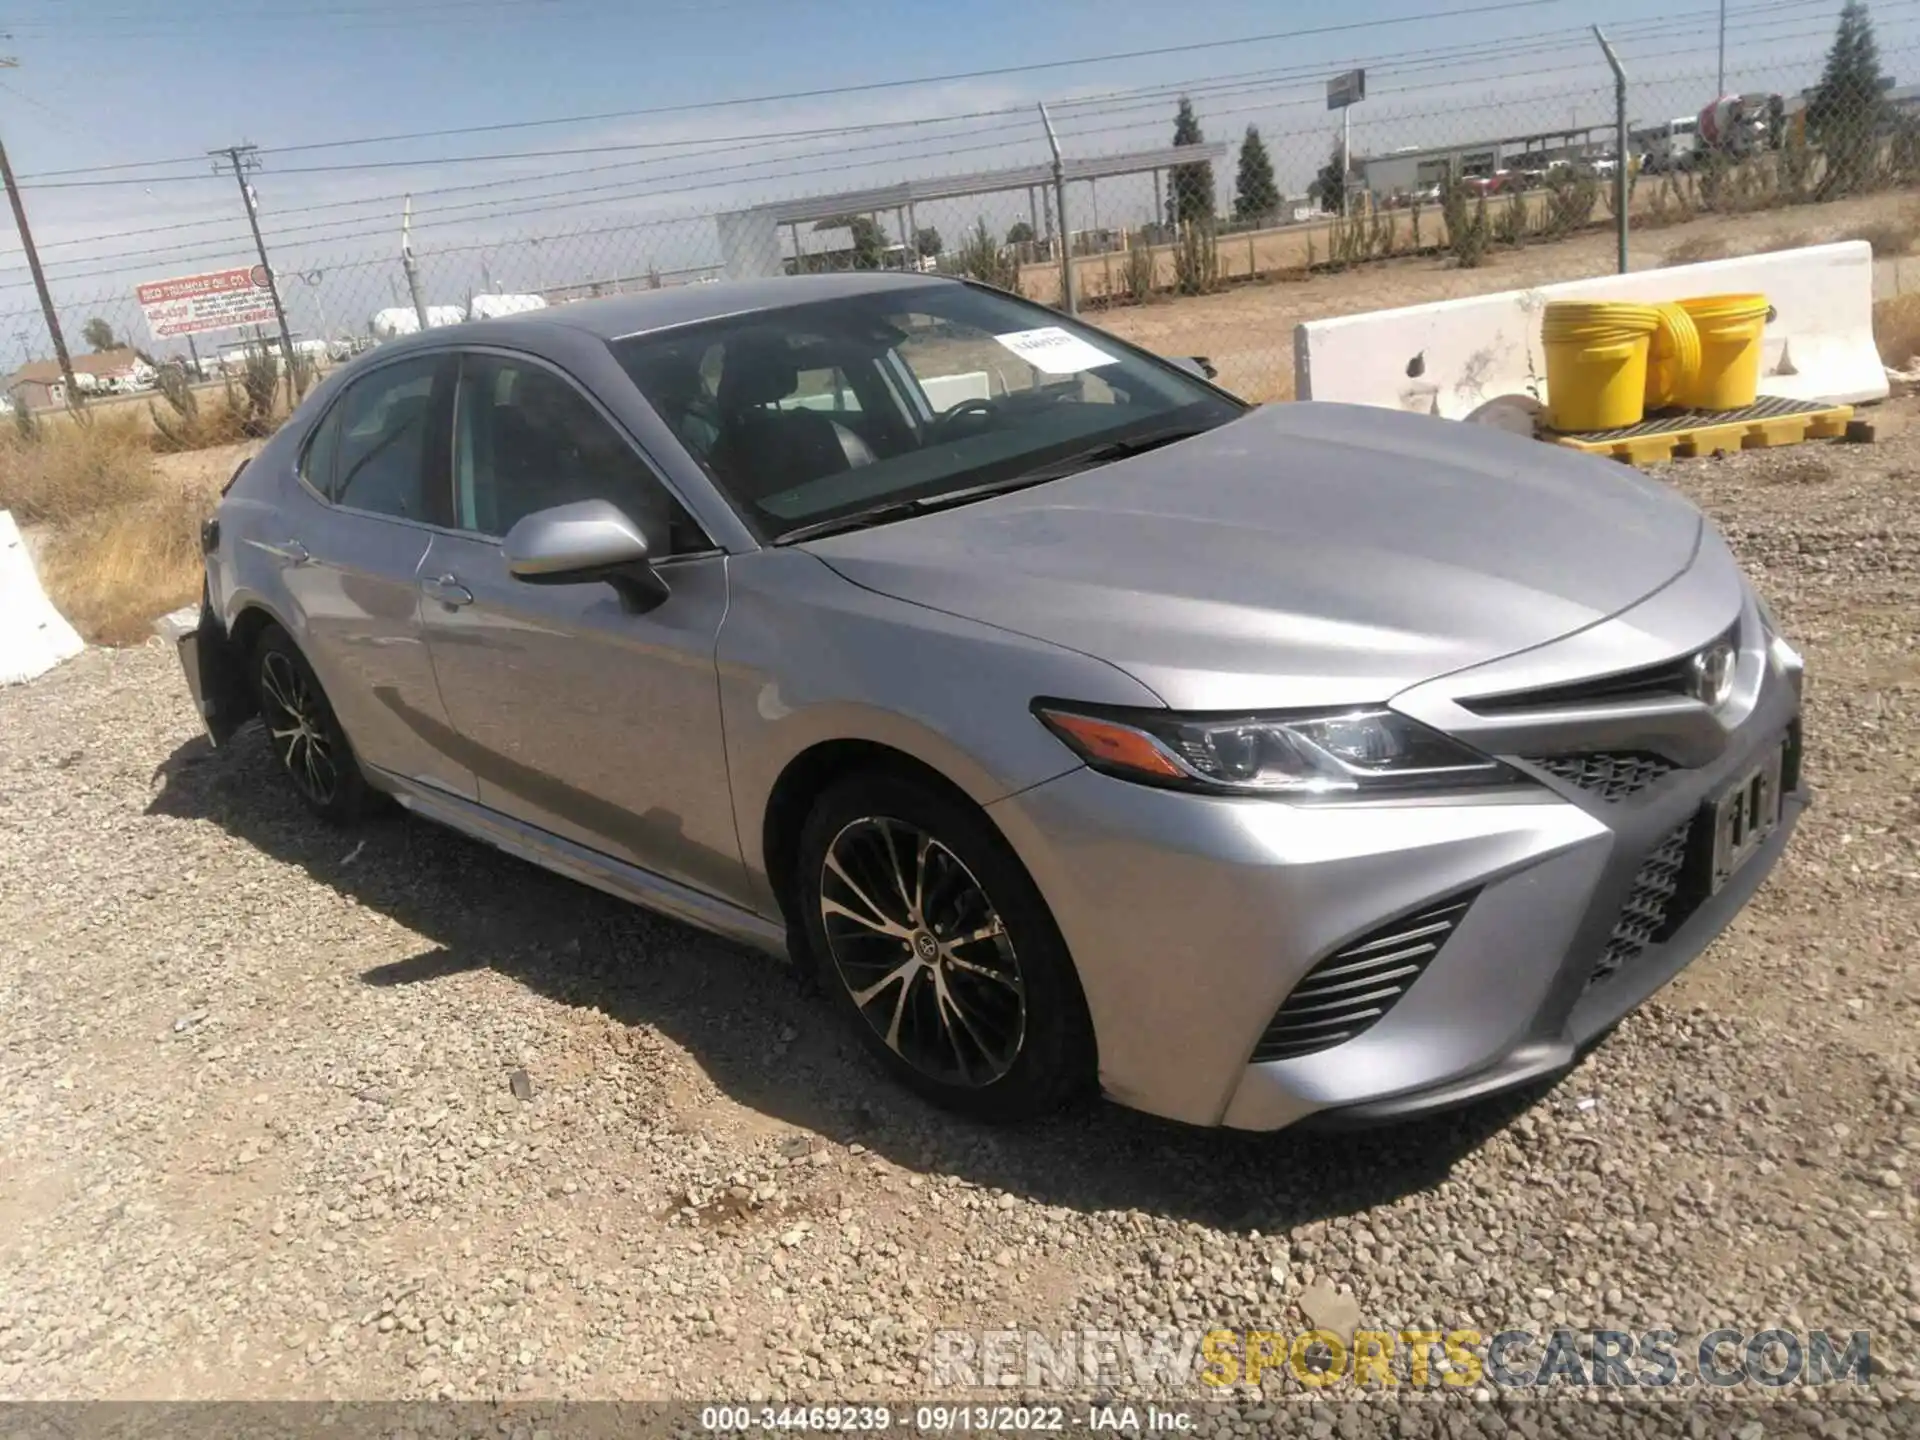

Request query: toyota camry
[{"left": 170, "top": 271, "right": 1805, "bottom": 1129}]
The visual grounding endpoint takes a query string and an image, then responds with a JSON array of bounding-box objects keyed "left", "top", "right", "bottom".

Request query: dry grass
[
  {"left": 1837, "top": 213, "right": 1919, "bottom": 257},
  {"left": 37, "top": 486, "right": 208, "bottom": 646},
  {"left": 1663, "top": 203, "right": 1920, "bottom": 268},
  {"left": 0, "top": 411, "right": 157, "bottom": 526},
  {"left": 0, "top": 410, "right": 212, "bottom": 646},
  {"left": 1875, "top": 293, "right": 1920, "bottom": 369},
  {"left": 1662, "top": 234, "right": 1738, "bottom": 267}
]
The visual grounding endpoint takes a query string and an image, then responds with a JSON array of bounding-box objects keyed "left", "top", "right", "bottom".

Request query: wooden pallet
[{"left": 1542, "top": 395, "right": 1855, "bottom": 464}]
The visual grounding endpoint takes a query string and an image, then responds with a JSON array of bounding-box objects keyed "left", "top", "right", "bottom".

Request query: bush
[
  {"left": 240, "top": 348, "right": 280, "bottom": 435},
  {"left": 1119, "top": 234, "right": 1156, "bottom": 305},
  {"left": 1172, "top": 220, "right": 1220, "bottom": 295},
  {"left": 1443, "top": 183, "right": 1491, "bottom": 267},
  {"left": 1494, "top": 194, "right": 1528, "bottom": 247},
  {"left": 1367, "top": 207, "right": 1394, "bottom": 259},
  {"left": 954, "top": 219, "right": 1021, "bottom": 294},
  {"left": 1543, "top": 168, "right": 1599, "bottom": 239}
]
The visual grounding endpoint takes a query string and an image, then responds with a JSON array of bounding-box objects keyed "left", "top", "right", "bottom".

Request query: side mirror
[
  {"left": 502, "top": 499, "right": 670, "bottom": 614},
  {"left": 1167, "top": 355, "right": 1219, "bottom": 381}
]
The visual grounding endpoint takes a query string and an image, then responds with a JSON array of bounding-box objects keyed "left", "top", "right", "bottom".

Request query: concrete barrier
[
  {"left": 0, "top": 510, "right": 84, "bottom": 686},
  {"left": 1295, "top": 241, "right": 1889, "bottom": 420}
]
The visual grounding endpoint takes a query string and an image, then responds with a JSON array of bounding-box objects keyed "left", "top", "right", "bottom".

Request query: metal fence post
[
  {"left": 1594, "top": 26, "right": 1630, "bottom": 275},
  {"left": 1038, "top": 103, "right": 1076, "bottom": 315}
]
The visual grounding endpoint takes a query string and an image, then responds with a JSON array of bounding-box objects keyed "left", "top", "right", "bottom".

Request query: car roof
[
  {"left": 510, "top": 271, "right": 956, "bottom": 340},
  {"left": 357, "top": 272, "right": 966, "bottom": 365}
]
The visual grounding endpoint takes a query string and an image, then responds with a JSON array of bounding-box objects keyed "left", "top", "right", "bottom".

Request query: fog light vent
[{"left": 1252, "top": 891, "right": 1477, "bottom": 1063}]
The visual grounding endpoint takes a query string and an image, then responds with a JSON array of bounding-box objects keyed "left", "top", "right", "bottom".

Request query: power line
[
  {"left": 2, "top": 43, "right": 1854, "bottom": 297},
  {"left": 1, "top": 0, "right": 1894, "bottom": 285},
  {"left": 11, "top": 0, "right": 1873, "bottom": 272},
  {"left": 16, "top": 0, "right": 1585, "bottom": 183},
  {"left": 5, "top": 0, "right": 1835, "bottom": 187}
]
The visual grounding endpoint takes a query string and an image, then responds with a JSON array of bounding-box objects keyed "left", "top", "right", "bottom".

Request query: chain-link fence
[{"left": 5, "top": 0, "right": 1918, "bottom": 439}]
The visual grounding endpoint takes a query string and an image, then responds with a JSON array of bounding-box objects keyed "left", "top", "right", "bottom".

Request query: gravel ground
[{"left": 1, "top": 401, "right": 1916, "bottom": 1427}]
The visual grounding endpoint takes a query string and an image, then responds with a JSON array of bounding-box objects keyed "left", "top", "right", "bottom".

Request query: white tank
[
  {"left": 468, "top": 293, "right": 547, "bottom": 320},
  {"left": 369, "top": 305, "right": 466, "bottom": 339}
]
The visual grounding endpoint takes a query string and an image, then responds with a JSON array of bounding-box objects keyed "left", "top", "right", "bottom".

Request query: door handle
[
  {"left": 422, "top": 573, "right": 475, "bottom": 608},
  {"left": 251, "top": 537, "right": 310, "bottom": 566}
]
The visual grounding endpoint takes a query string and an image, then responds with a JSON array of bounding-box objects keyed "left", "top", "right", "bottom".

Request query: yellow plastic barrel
[
  {"left": 1541, "top": 301, "right": 1661, "bottom": 432},
  {"left": 1644, "top": 301, "right": 1702, "bottom": 411},
  {"left": 1677, "top": 293, "right": 1770, "bottom": 410}
]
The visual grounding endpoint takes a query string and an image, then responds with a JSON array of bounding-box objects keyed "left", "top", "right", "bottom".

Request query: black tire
[
  {"left": 796, "top": 771, "right": 1095, "bottom": 1123},
  {"left": 250, "top": 624, "right": 375, "bottom": 825}
]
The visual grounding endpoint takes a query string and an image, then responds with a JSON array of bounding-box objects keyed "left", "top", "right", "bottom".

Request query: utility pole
[
  {"left": 211, "top": 144, "right": 300, "bottom": 404},
  {"left": 0, "top": 58, "right": 82, "bottom": 411},
  {"left": 400, "top": 195, "right": 430, "bottom": 332}
]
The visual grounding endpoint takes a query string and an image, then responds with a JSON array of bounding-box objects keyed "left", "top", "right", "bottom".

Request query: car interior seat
[{"left": 709, "top": 333, "right": 873, "bottom": 506}]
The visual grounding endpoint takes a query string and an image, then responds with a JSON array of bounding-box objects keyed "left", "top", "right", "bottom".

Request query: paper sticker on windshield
[{"left": 993, "top": 326, "right": 1119, "bottom": 375}]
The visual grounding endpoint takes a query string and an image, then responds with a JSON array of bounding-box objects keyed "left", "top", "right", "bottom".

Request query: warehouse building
[{"left": 1358, "top": 125, "right": 1614, "bottom": 199}]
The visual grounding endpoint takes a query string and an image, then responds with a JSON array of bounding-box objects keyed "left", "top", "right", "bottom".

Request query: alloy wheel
[
  {"left": 258, "top": 649, "right": 339, "bottom": 808},
  {"left": 818, "top": 816, "right": 1027, "bottom": 1088}
]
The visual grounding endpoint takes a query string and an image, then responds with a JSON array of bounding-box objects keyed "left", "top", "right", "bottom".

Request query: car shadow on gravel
[{"left": 150, "top": 729, "right": 1559, "bottom": 1233}]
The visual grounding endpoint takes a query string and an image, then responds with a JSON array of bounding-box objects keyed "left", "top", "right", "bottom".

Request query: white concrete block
[
  {"left": 0, "top": 510, "right": 85, "bottom": 686},
  {"left": 1295, "top": 241, "right": 1889, "bottom": 419},
  {"left": 920, "top": 370, "right": 995, "bottom": 411}
]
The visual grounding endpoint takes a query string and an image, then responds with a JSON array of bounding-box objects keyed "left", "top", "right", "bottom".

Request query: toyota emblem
[{"left": 1689, "top": 640, "right": 1737, "bottom": 708}]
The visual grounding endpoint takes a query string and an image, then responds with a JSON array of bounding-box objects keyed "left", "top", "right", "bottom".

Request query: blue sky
[{"left": 0, "top": 0, "right": 1912, "bottom": 356}]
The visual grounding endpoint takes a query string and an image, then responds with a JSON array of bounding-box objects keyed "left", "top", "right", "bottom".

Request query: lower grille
[
  {"left": 1253, "top": 892, "right": 1476, "bottom": 1063},
  {"left": 1529, "top": 751, "right": 1676, "bottom": 801},
  {"left": 1586, "top": 820, "right": 1694, "bottom": 990}
]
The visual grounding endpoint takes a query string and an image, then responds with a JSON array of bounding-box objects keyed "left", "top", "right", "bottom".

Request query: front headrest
[{"left": 717, "top": 331, "right": 798, "bottom": 410}]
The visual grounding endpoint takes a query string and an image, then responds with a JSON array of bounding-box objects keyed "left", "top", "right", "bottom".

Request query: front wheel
[
  {"left": 796, "top": 772, "right": 1095, "bottom": 1123},
  {"left": 251, "top": 625, "right": 374, "bottom": 825}
]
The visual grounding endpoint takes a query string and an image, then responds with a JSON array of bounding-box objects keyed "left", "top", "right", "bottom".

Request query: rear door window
[{"left": 331, "top": 355, "right": 446, "bottom": 523}]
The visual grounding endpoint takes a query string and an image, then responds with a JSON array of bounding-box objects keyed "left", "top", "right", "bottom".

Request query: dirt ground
[
  {"left": 0, "top": 391, "right": 1914, "bottom": 1417},
  {"left": 1075, "top": 189, "right": 1919, "bottom": 403}
]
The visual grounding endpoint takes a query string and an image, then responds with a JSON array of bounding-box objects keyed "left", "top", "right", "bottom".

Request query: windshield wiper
[
  {"left": 773, "top": 472, "right": 1061, "bottom": 545},
  {"left": 773, "top": 423, "right": 1214, "bottom": 546},
  {"left": 1002, "top": 422, "right": 1212, "bottom": 484}
]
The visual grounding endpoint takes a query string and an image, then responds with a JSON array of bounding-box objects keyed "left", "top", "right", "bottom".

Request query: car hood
[{"left": 803, "top": 402, "right": 1704, "bottom": 710}]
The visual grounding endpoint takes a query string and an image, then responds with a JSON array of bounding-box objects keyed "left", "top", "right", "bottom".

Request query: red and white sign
[{"left": 137, "top": 265, "right": 278, "bottom": 340}]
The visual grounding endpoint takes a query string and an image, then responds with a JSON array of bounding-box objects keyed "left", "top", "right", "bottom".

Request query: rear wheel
[
  {"left": 796, "top": 772, "right": 1095, "bottom": 1123},
  {"left": 251, "top": 625, "right": 374, "bottom": 824}
]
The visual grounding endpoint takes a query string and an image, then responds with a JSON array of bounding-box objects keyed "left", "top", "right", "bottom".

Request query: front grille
[
  {"left": 1252, "top": 892, "right": 1476, "bottom": 1063},
  {"left": 1528, "top": 751, "right": 1677, "bottom": 801},
  {"left": 1460, "top": 624, "right": 1738, "bottom": 715},
  {"left": 1586, "top": 819, "right": 1694, "bottom": 990}
]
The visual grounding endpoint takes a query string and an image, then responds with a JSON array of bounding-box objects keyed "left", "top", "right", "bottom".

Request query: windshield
[{"left": 609, "top": 282, "right": 1245, "bottom": 541}]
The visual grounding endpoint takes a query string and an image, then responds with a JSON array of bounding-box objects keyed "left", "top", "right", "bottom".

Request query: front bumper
[
  {"left": 986, "top": 576, "right": 1805, "bottom": 1131},
  {"left": 155, "top": 597, "right": 252, "bottom": 747}
]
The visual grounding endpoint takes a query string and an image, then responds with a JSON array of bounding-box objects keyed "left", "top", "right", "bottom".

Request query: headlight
[{"left": 1033, "top": 702, "right": 1520, "bottom": 797}]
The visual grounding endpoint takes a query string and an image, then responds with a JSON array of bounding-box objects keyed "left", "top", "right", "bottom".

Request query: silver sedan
[{"left": 173, "top": 272, "right": 1806, "bottom": 1129}]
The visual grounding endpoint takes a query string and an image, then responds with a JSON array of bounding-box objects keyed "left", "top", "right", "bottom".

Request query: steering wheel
[{"left": 927, "top": 397, "right": 998, "bottom": 439}]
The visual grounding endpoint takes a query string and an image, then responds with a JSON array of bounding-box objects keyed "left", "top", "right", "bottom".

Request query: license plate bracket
[{"left": 1708, "top": 741, "right": 1786, "bottom": 895}]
